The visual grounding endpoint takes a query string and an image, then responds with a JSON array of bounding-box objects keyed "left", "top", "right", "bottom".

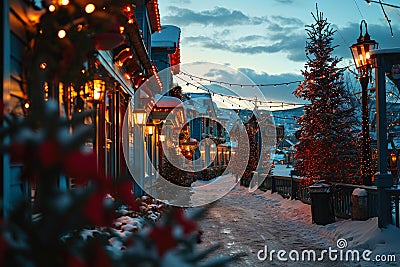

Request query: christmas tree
[
  {"left": 241, "top": 114, "right": 260, "bottom": 186},
  {"left": 293, "top": 6, "right": 359, "bottom": 183}
]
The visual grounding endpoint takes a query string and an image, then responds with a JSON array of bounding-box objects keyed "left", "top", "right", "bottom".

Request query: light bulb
[
  {"left": 85, "top": 4, "right": 95, "bottom": 14},
  {"left": 59, "top": 0, "right": 69, "bottom": 5},
  {"left": 58, "top": 29, "right": 66, "bottom": 39}
]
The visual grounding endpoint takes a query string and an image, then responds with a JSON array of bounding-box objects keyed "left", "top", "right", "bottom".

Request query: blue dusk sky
[{"left": 158, "top": 0, "right": 400, "bottom": 106}]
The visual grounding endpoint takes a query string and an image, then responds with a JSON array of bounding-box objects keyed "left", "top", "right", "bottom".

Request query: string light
[
  {"left": 85, "top": 4, "right": 96, "bottom": 14},
  {"left": 58, "top": 29, "right": 66, "bottom": 39},
  {"left": 179, "top": 71, "right": 302, "bottom": 88},
  {"left": 48, "top": 5, "right": 56, "bottom": 12},
  {"left": 176, "top": 75, "right": 305, "bottom": 108},
  {"left": 59, "top": 0, "right": 69, "bottom": 6},
  {"left": 179, "top": 63, "right": 354, "bottom": 89},
  {"left": 39, "top": 62, "right": 47, "bottom": 69}
]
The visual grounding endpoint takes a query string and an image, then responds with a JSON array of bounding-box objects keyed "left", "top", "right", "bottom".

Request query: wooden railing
[{"left": 257, "top": 173, "right": 400, "bottom": 226}]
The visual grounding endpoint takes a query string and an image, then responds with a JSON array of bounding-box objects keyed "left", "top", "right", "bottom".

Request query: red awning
[{"left": 154, "top": 94, "right": 182, "bottom": 108}]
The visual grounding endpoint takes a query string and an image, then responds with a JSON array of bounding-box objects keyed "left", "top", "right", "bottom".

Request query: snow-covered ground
[{"left": 196, "top": 185, "right": 400, "bottom": 266}]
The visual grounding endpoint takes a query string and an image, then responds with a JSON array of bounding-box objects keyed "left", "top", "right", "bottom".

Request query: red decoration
[
  {"left": 173, "top": 209, "right": 197, "bottom": 235},
  {"left": 64, "top": 150, "right": 99, "bottom": 185},
  {"left": 148, "top": 225, "right": 177, "bottom": 256},
  {"left": 92, "top": 33, "right": 126, "bottom": 51},
  {"left": 112, "top": 180, "right": 140, "bottom": 211},
  {"left": 38, "top": 140, "right": 62, "bottom": 168}
]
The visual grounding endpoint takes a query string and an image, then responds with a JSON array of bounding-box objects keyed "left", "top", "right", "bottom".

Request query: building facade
[{"left": 1, "top": 0, "right": 179, "bottom": 216}]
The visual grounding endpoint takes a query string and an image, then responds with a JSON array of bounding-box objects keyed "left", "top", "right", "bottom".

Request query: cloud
[
  {"left": 178, "top": 12, "right": 307, "bottom": 61},
  {"left": 236, "top": 35, "right": 268, "bottom": 42},
  {"left": 270, "top": 15, "right": 303, "bottom": 27},
  {"left": 169, "top": 0, "right": 191, "bottom": 3},
  {"left": 163, "top": 6, "right": 268, "bottom": 26},
  {"left": 183, "top": 31, "right": 307, "bottom": 62},
  {"left": 274, "top": 0, "right": 294, "bottom": 3}
]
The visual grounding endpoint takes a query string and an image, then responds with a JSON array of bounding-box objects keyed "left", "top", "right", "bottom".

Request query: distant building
[
  {"left": 276, "top": 125, "right": 285, "bottom": 142},
  {"left": 151, "top": 25, "right": 181, "bottom": 94}
]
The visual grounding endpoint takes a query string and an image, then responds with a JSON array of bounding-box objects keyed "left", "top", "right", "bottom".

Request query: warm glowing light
[
  {"left": 85, "top": 3, "right": 95, "bottom": 13},
  {"left": 77, "top": 24, "right": 83, "bottom": 31},
  {"left": 58, "top": 29, "right": 66, "bottom": 39},
  {"left": 159, "top": 134, "right": 166, "bottom": 142},
  {"left": 124, "top": 73, "right": 131, "bottom": 80},
  {"left": 59, "top": 0, "right": 69, "bottom": 5},
  {"left": 146, "top": 125, "right": 155, "bottom": 135},
  {"left": 133, "top": 110, "right": 146, "bottom": 126},
  {"left": 40, "top": 62, "right": 47, "bottom": 69},
  {"left": 119, "top": 26, "right": 125, "bottom": 34},
  {"left": 124, "top": 5, "right": 131, "bottom": 12},
  {"left": 48, "top": 5, "right": 56, "bottom": 12},
  {"left": 93, "top": 79, "right": 105, "bottom": 101},
  {"left": 24, "top": 102, "right": 30, "bottom": 109},
  {"left": 366, "top": 51, "right": 370, "bottom": 59}
]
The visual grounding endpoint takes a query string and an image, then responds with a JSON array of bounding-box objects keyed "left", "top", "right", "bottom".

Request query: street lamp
[
  {"left": 146, "top": 125, "right": 155, "bottom": 136},
  {"left": 350, "top": 20, "right": 378, "bottom": 186},
  {"left": 159, "top": 134, "right": 166, "bottom": 142},
  {"left": 145, "top": 125, "right": 155, "bottom": 177},
  {"left": 85, "top": 78, "right": 106, "bottom": 167},
  {"left": 85, "top": 78, "right": 106, "bottom": 103},
  {"left": 132, "top": 109, "right": 147, "bottom": 196},
  {"left": 93, "top": 79, "right": 105, "bottom": 102},
  {"left": 133, "top": 109, "right": 147, "bottom": 126}
]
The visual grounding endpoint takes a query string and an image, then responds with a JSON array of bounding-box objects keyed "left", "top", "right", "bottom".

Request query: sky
[{"left": 158, "top": 0, "right": 400, "bottom": 107}]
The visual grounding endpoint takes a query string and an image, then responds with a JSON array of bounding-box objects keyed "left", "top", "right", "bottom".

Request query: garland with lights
[
  {"left": 293, "top": 7, "right": 360, "bottom": 183},
  {"left": 175, "top": 75, "right": 305, "bottom": 109},
  {"left": 179, "top": 71, "right": 303, "bottom": 88}
]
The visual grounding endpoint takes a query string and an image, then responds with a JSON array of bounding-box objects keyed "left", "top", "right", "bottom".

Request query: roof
[
  {"left": 146, "top": 0, "right": 162, "bottom": 33},
  {"left": 154, "top": 94, "right": 183, "bottom": 108},
  {"left": 151, "top": 25, "right": 181, "bottom": 50}
]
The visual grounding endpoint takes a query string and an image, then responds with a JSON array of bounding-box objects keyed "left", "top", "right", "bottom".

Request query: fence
[{"left": 257, "top": 172, "right": 399, "bottom": 226}]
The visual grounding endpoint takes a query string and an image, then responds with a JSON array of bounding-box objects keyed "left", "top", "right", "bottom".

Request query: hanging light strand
[
  {"left": 176, "top": 75, "right": 305, "bottom": 108},
  {"left": 179, "top": 71, "right": 302, "bottom": 88}
]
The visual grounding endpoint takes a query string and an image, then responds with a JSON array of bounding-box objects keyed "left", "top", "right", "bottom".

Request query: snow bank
[
  {"left": 321, "top": 217, "right": 400, "bottom": 256},
  {"left": 251, "top": 187, "right": 400, "bottom": 259}
]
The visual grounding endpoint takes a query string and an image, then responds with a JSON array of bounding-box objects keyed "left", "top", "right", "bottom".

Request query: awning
[
  {"left": 150, "top": 94, "right": 184, "bottom": 121},
  {"left": 153, "top": 94, "right": 182, "bottom": 108}
]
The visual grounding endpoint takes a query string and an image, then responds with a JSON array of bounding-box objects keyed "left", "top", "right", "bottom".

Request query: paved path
[{"left": 197, "top": 186, "right": 351, "bottom": 266}]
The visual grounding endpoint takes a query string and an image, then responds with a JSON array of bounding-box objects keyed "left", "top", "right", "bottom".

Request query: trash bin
[
  {"left": 309, "top": 182, "right": 335, "bottom": 225},
  {"left": 351, "top": 188, "right": 369, "bottom": 220}
]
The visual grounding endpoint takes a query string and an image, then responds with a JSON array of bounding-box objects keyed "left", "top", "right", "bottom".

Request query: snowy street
[{"left": 196, "top": 185, "right": 400, "bottom": 266}]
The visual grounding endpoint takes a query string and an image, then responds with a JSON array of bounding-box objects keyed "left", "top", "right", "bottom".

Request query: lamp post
[
  {"left": 350, "top": 20, "right": 378, "bottom": 185},
  {"left": 133, "top": 109, "right": 146, "bottom": 196},
  {"left": 158, "top": 134, "right": 166, "bottom": 173},
  {"left": 86, "top": 78, "right": 106, "bottom": 168},
  {"left": 146, "top": 125, "right": 155, "bottom": 176}
]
